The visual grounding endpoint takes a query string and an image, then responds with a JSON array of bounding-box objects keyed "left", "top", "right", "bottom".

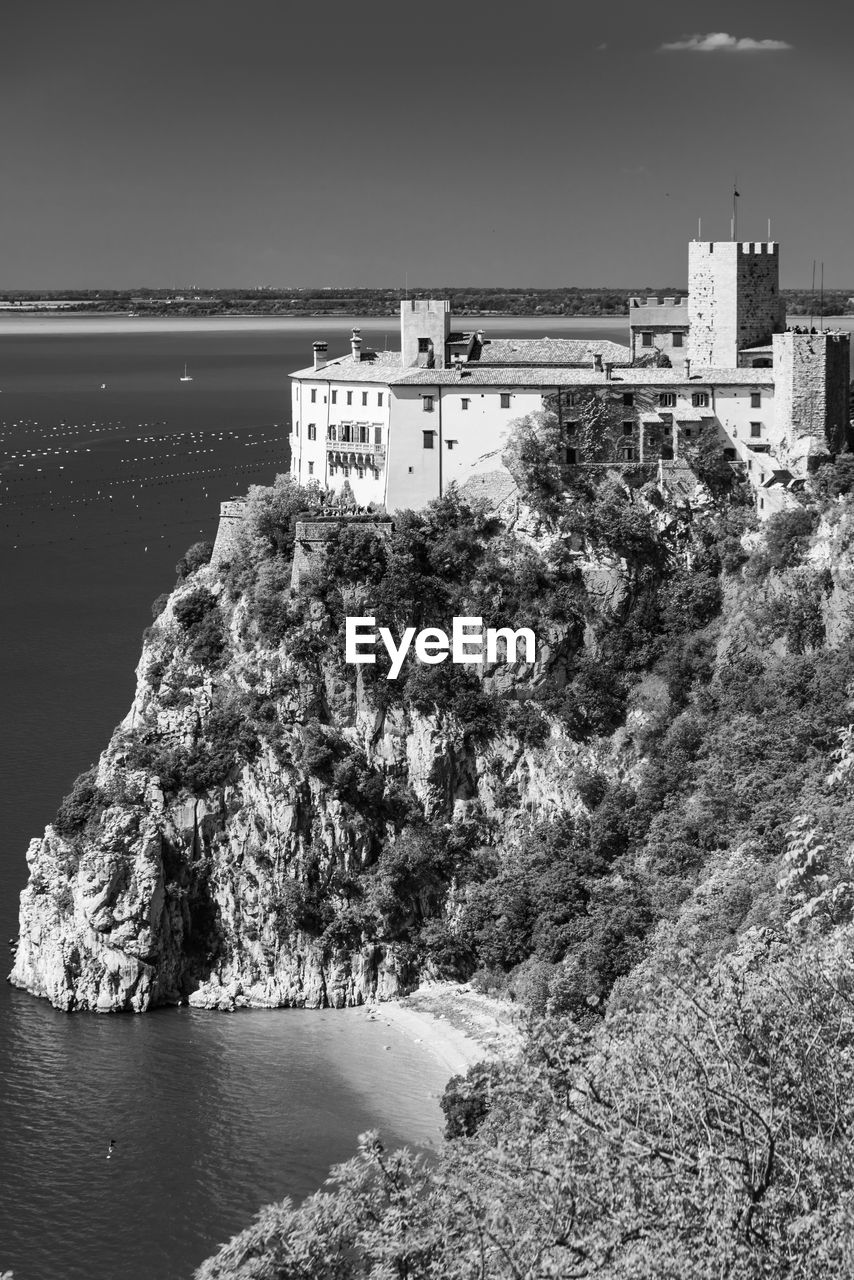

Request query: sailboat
[{"left": 179, "top": 364, "right": 193, "bottom": 383}]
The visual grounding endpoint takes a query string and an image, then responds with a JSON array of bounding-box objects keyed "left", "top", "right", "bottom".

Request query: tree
[{"left": 501, "top": 410, "right": 566, "bottom": 515}]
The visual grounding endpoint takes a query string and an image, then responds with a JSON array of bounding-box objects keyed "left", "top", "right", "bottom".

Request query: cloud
[
  {"left": 660, "top": 31, "right": 792, "bottom": 53},
  {"left": 595, "top": 42, "right": 608, "bottom": 51}
]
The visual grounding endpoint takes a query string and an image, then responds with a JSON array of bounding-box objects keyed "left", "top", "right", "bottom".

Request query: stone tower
[
  {"left": 687, "top": 241, "right": 785, "bottom": 368},
  {"left": 771, "top": 330, "right": 852, "bottom": 469},
  {"left": 400, "top": 299, "right": 451, "bottom": 369}
]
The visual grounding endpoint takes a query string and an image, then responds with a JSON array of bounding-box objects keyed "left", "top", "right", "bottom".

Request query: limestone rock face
[{"left": 9, "top": 556, "right": 614, "bottom": 1014}]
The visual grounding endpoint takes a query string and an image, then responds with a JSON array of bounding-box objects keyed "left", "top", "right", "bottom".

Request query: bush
[
  {"left": 173, "top": 587, "right": 226, "bottom": 666},
  {"left": 54, "top": 767, "right": 106, "bottom": 837},
  {"left": 762, "top": 506, "right": 818, "bottom": 570},
  {"left": 440, "top": 1062, "right": 497, "bottom": 1139},
  {"left": 175, "top": 540, "right": 213, "bottom": 582},
  {"left": 151, "top": 592, "right": 170, "bottom": 620}
]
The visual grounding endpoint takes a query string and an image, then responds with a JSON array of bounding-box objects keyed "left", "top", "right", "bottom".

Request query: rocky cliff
[
  {"left": 18, "top": 467, "right": 847, "bottom": 1019},
  {"left": 10, "top": 488, "right": 619, "bottom": 1014}
]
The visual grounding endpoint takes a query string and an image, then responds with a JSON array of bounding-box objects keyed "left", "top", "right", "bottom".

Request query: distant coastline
[{"left": 1, "top": 312, "right": 851, "bottom": 338}]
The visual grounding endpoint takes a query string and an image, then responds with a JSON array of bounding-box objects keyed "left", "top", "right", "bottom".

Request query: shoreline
[{"left": 366, "top": 982, "right": 522, "bottom": 1078}]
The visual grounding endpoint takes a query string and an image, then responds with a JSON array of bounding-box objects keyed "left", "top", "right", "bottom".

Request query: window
[
  {"left": 346, "top": 391, "right": 353, "bottom": 406},
  {"left": 642, "top": 332, "right": 654, "bottom": 348},
  {"left": 307, "top": 461, "right": 314, "bottom": 475},
  {"left": 310, "top": 389, "right": 317, "bottom": 403},
  {"left": 566, "top": 420, "right": 579, "bottom": 435},
  {"left": 566, "top": 447, "right": 577, "bottom": 464},
  {"left": 331, "top": 390, "right": 337, "bottom": 404},
  {"left": 751, "top": 392, "right": 762, "bottom": 408},
  {"left": 621, "top": 446, "right": 636, "bottom": 461},
  {"left": 622, "top": 422, "right": 633, "bottom": 436},
  {"left": 691, "top": 392, "right": 709, "bottom": 408},
  {"left": 341, "top": 425, "right": 351, "bottom": 442},
  {"left": 362, "top": 391, "right": 368, "bottom": 406},
  {"left": 307, "top": 424, "right": 316, "bottom": 441},
  {"left": 358, "top": 426, "right": 369, "bottom": 444},
  {"left": 329, "top": 464, "right": 337, "bottom": 476},
  {"left": 374, "top": 426, "right": 382, "bottom": 444},
  {"left": 447, "top": 439, "right": 456, "bottom": 450},
  {"left": 683, "top": 427, "right": 693, "bottom": 439},
  {"left": 672, "top": 332, "right": 684, "bottom": 348},
  {"left": 342, "top": 465, "right": 350, "bottom": 477},
  {"left": 328, "top": 425, "right": 336, "bottom": 441},
  {"left": 500, "top": 393, "right": 511, "bottom": 408},
  {"left": 418, "top": 338, "right": 431, "bottom": 353},
  {"left": 751, "top": 422, "right": 762, "bottom": 438},
  {"left": 622, "top": 392, "right": 634, "bottom": 407},
  {"left": 378, "top": 393, "right": 384, "bottom": 407},
  {"left": 423, "top": 431, "right": 434, "bottom": 449},
  {"left": 357, "top": 467, "right": 364, "bottom": 479},
  {"left": 658, "top": 393, "right": 676, "bottom": 408},
  {"left": 422, "top": 395, "right": 434, "bottom": 412},
  {"left": 408, "top": 466, "right": 414, "bottom": 473},
  {"left": 461, "top": 398, "right": 470, "bottom": 410}
]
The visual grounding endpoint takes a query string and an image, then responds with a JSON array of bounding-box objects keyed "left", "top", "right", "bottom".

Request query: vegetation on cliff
[
  {"left": 25, "top": 438, "right": 854, "bottom": 1268},
  {"left": 184, "top": 450, "right": 854, "bottom": 1275}
]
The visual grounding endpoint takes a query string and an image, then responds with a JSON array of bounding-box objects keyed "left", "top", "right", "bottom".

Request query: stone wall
[
  {"left": 772, "top": 331, "right": 852, "bottom": 470},
  {"left": 688, "top": 241, "right": 784, "bottom": 367},
  {"left": 291, "top": 517, "right": 393, "bottom": 590},
  {"left": 210, "top": 498, "right": 248, "bottom": 570},
  {"left": 400, "top": 299, "right": 451, "bottom": 369}
]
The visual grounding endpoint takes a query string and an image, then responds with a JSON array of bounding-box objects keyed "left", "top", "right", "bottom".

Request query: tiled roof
[
  {"left": 292, "top": 350, "right": 777, "bottom": 390},
  {"left": 473, "top": 337, "right": 632, "bottom": 365},
  {"left": 395, "top": 365, "right": 776, "bottom": 388},
  {"left": 291, "top": 352, "right": 403, "bottom": 382}
]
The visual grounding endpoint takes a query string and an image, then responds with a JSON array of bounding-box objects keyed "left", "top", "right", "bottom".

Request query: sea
[{"left": 1, "top": 311, "right": 845, "bottom": 1280}]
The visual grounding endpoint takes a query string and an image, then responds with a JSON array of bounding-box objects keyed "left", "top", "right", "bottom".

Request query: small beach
[{"left": 370, "top": 983, "right": 522, "bottom": 1077}]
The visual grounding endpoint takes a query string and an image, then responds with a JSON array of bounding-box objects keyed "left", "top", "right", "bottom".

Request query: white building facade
[{"left": 288, "top": 240, "right": 851, "bottom": 517}]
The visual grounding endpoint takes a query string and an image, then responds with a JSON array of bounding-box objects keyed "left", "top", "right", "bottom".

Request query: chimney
[
  {"left": 604, "top": 362, "right": 613, "bottom": 381},
  {"left": 351, "top": 328, "right": 362, "bottom": 361},
  {"left": 312, "top": 340, "right": 328, "bottom": 370},
  {"left": 592, "top": 353, "right": 603, "bottom": 373},
  {"left": 684, "top": 358, "right": 692, "bottom": 378}
]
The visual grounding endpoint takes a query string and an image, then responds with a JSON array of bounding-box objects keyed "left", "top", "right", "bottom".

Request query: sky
[{"left": 1, "top": 0, "right": 853, "bottom": 289}]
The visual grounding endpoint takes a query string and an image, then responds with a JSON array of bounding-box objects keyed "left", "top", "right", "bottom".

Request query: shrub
[
  {"left": 54, "top": 767, "right": 106, "bottom": 837},
  {"left": 151, "top": 592, "right": 170, "bottom": 620},
  {"left": 762, "top": 506, "right": 818, "bottom": 570},
  {"left": 173, "top": 587, "right": 226, "bottom": 666},
  {"left": 507, "top": 700, "right": 550, "bottom": 749},
  {"left": 440, "top": 1062, "right": 497, "bottom": 1139},
  {"left": 175, "top": 540, "right": 213, "bottom": 582}
]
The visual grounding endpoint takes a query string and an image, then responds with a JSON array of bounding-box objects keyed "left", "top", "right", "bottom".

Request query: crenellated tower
[{"left": 687, "top": 240, "right": 785, "bottom": 368}]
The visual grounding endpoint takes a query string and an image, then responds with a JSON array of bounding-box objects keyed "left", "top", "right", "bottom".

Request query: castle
[{"left": 287, "top": 239, "right": 851, "bottom": 519}]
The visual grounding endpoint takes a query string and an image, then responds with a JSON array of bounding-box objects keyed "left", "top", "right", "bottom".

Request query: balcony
[{"left": 326, "top": 435, "right": 386, "bottom": 459}]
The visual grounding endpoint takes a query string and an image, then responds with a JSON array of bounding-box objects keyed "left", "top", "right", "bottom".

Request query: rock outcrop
[{"left": 10, "top": 553, "right": 591, "bottom": 1013}]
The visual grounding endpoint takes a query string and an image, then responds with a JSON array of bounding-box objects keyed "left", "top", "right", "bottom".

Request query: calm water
[{"left": 0, "top": 314, "right": 629, "bottom": 1280}]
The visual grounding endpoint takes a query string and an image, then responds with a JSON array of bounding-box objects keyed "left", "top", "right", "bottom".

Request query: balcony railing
[{"left": 326, "top": 436, "right": 386, "bottom": 458}]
